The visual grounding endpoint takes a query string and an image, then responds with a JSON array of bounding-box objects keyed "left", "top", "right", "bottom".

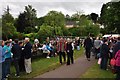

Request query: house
[{"left": 65, "top": 21, "right": 78, "bottom": 28}]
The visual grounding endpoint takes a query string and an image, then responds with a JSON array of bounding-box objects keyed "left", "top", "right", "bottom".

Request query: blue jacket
[
  {"left": 0, "top": 46, "right": 5, "bottom": 63},
  {"left": 46, "top": 45, "right": 52, "bottom": 51},
  {"left": 3, "top": 45, "right": 12, "bottom": 59}
]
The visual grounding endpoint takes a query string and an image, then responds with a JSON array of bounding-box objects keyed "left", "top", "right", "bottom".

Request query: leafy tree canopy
[
  {"left": 100, "top": 1, "right": 120, "bottom": 34},
  {"left": 15, "top": 5, "right": 37, "bottom": 33}
]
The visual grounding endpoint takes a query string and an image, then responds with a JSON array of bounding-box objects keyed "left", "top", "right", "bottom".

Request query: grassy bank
[
  {"left": 80, "top": 62, "right": 116, "bottom": 78},
  {"left": 10, "top": 47, "right": 84, "bottom": 78}
]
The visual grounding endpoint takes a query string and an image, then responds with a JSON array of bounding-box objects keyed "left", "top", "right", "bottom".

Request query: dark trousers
[
  {"left": 67, "top": 50, "right": 74, "bottom": 65},
  {"left": 100, "top": 57, "right": 108, "bottom": 70},
  {"left": 59, "top": 51, "right": 66, "bottom": 64},
  {"left": 95, "top": 48, "right": 100, "bottom": 59},
  {"left": 1, "top": 62, "right": 6, "bottom": 79},
  {"left": 4, "top": 58, "right": 11, "bottom": 77},
  {"left": 19, "top": 58, "right": 25, "bottom": 72},
  {"left": 115, "top": 66, "right": 120, "bottom": 80},
  {"left": 13, "top": 58, "right": 20, "bottom": 76},
  {"left": 0, "top": 63, "right": 3, "bottom": 79},
  {"left": 85, "top": 48, "right": 91, "bottom": 58}
]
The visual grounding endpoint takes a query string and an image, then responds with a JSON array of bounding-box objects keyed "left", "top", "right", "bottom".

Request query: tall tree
[
  {"left": 2, "top": 6, "right": 14, "bottom": 24},
  {"left": 2, "top": 6, "right": 16, "bottom": 40},
  {"left": 100, "top": 2, "right": 120, "bottom": 34},
  {"left": 15, "top": 5, "right": 37, "bottom": 33},
  {"left": 90, "top": 13, "right": 98, "bottom": 23},
  {"left": 15, "top": 13, "right": 26, "bottom": 33},
  {"left": 44, "top": 10, "right": 65, "bottom": 36}
]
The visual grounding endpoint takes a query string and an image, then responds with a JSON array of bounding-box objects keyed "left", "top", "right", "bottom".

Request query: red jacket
[
  {"left": 115, "top": 50, "right": 120, "bottom": 66},
  {"left": 57, "top": 40, "right": 66, "bottom": 52}
]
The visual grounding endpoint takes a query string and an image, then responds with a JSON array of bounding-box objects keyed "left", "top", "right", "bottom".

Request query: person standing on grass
[
  {"left": 19, "top": 42, "right": 25, "bottom": 72},
  {"left": 77, "top": 38, "right": 80, "bottom": 50},
  {"left": 113, "top": 37, "right": 120, "bottom": 80},
  {"left": 23, "top": 38, "right": 32, "bottom": 74},
  {"left": 0, "top": 40, "right": 6, "bottom": 80},
  {"left": 113, "top": 37, "right": 120, "bottom": 57},
  {"left": 11, "top": 39, "right": 21, "bottom": 77},
  {"left": 100, "top": 38, "right": 109, "bottom": 70},
  {"left": 114, "top": 50, "right": 120, "bottom": 80},
  {"left": 66, "top": 38, "right": 74, "bottom": 65},
  {"left": 3, "top": 41, "right": 12, "bottom": 78},
  {"left": 84, "top": 36, "right": 93, "bottom": 61},
  {"left": 94, "top": 37, "right": 102, "bottom": 59},
  {"left": 57, "top": 37, "right": 66, "bottom": 64}
]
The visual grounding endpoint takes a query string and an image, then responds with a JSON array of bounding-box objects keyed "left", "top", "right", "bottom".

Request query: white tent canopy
[
  {"left": 103, "top": 34, "right": 120, "bottom": 38},
  {"left": 111, "top": 34, "right": 120, "bottom": 37},
  {"left": 103, "top": 34, "right": 111, "bottom": 38}
]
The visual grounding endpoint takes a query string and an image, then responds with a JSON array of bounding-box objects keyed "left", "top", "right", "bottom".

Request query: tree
[
  {"left": 44, "top": 10, "right": 65, "bottom": 36},
  {"left": 68, "top": 14, "right": 100, "bottom": 37},
  {"left": 2, "top": 6, "right": 17, "bottom": 40},
  {"left": 15, "top": 5, "right": 37, "bottom": 33},
  {"left": 65, "top": 14, "right": 71, "bottom": 21},
  {"left": 2, "top": 23, "right": 17, "bottom": 40},
  {"left": 24, "top": 5, "right": 37, "bottom": 28},
  {"left": 37, "top": 25, "right": 54, "bottom": 42},
  {"left": 36, "top": 17, "right": 45, "bottom": 27},
  {"left": 90, "top": 13, "right": 98, "bottom": 23},
  {"left": 100, "top": 2, "right": 120, "bottom": 34},
  {"left": 2, "top": 6, "right": 14, "bottom": 24},
  {"left": 15, "top": 13, "right": 26, "bottom": 33}
]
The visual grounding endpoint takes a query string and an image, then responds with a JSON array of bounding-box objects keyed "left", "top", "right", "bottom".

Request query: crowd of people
[
  {"left": 0, "top": 37, "right": 81, "bottom": 80},
  {"left": 0, "top": 36, "right": 120, "bottom": 80},
  {"left": 84, "top": 36, "right": 120, "bottom": 80},
  {"left": 0, "top": 38, "right": 32, "bottom": 80}
]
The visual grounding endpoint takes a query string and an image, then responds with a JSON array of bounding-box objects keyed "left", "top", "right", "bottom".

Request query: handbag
[
  {"left": 110, "top": 58, "right": 116, "bottom": 66},
  {"left": 97, "top": 58, "right": 102, "bottom": 64}
]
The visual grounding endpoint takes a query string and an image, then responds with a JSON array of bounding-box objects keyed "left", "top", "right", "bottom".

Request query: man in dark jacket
[
  {"left": 23, "top": 38, "right": 32, "bottom": 74},
  {"left": 11, "top": 39, "right": 21, "bottom": 77},
  {"left": 100, "top": 39, "right": 109, "bottom": 70},
  {"left": 84, "top": 36, "right": 93, "bottom": 61}
]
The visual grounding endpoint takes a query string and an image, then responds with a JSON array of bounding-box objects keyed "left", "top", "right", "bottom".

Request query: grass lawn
[
  {"left": 9, "top": 47, "right": 84, "bottom": 79},
  {"left": 80, "top": 62, "right": 116, "bottom": 78}
]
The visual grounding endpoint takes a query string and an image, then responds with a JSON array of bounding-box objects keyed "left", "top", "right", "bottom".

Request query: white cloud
[
  {"left": 0, "top": 0, "right": 113, "bottom": 18},
  {"left": 0, "top": 0, "right": 112, "bottom": 2}
]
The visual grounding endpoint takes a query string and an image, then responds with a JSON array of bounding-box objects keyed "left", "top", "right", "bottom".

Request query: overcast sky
[{"left": 0, "top": 0, "right": 113, "bottom": 18}]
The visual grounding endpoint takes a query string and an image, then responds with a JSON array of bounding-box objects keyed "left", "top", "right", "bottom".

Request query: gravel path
[{"left": 34, "top": 54, "right": 96, "bottom": 78}]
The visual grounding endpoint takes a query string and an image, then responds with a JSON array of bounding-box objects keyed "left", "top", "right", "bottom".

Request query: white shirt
[{"left": 72, "top": 43, "right": 74, "bottom": 50}]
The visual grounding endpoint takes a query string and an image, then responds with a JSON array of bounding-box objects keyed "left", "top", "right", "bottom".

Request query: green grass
[
  {"left": 10, "top": 47, "right": 84, "bottom": 78},
  {"left": 80, "top": 63, "right": 116, "bottom": 78}
]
